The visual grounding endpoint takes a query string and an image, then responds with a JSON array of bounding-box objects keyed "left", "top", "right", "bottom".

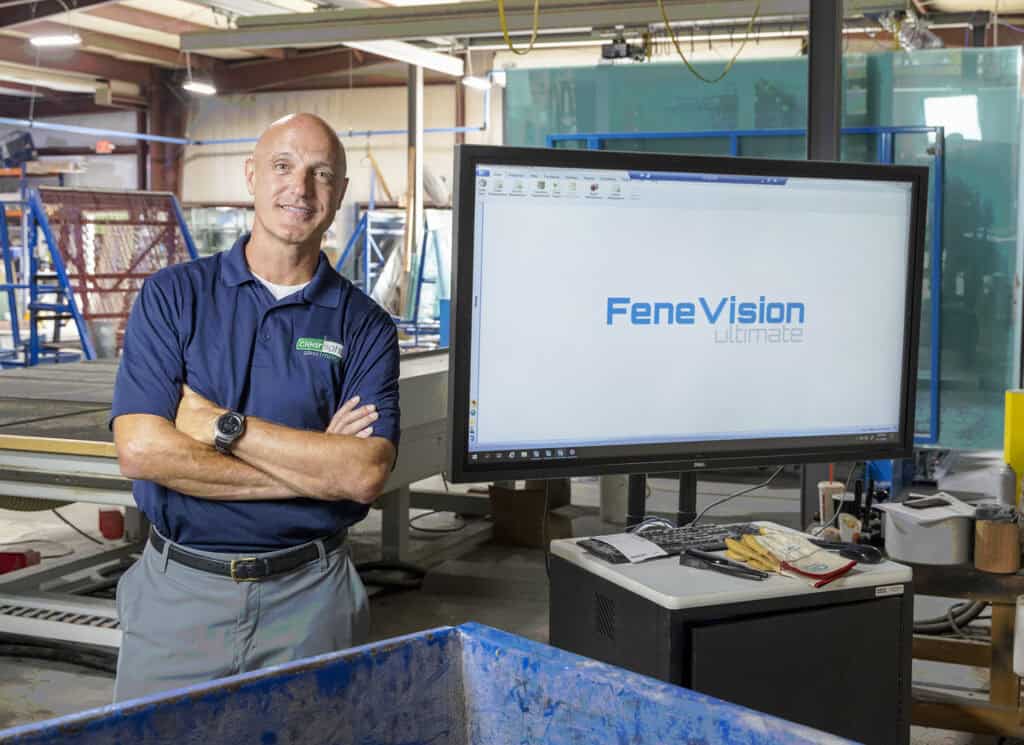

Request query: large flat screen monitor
[{"left": 446, "top": 145, "right": 928, "bottom": 482}]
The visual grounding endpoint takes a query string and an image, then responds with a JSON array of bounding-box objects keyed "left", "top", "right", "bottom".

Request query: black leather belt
[{"left": 148, "top": 527, "right": 344, "bottom": 582}]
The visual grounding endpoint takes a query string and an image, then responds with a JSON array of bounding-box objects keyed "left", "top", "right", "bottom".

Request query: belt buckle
[{"left": 230, "top": 557, "right": 261, "bottom": 582}]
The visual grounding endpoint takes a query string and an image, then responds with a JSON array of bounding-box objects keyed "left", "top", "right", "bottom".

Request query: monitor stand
[{"left": 626, "top": 473, "right": 698, "bottom": 528}]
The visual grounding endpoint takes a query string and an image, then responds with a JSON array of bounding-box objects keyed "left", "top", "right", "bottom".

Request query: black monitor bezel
[{"left": 446, "top": 144, "right": 928, "bottom": 482}]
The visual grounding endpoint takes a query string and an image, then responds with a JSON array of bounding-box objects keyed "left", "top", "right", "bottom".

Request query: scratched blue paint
[{"left": 0, "top": 624, "right": 858, "bottom": 745}]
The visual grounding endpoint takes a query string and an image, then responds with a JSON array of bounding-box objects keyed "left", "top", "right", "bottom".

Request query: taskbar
[{"left": 468, "top": 431, "right": 899, "bottom": 465}]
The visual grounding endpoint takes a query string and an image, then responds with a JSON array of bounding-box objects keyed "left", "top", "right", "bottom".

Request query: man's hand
[
  {"left": 327, "top": 396, "right": 378, "bottom": 438},
  {"left": 175, "top": 385, "right": 226, "bottom": 447}
]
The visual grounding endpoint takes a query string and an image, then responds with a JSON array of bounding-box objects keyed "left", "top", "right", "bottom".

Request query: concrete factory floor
[{"left": 0, "top": 475, "right": 1015, "bottom": 744}]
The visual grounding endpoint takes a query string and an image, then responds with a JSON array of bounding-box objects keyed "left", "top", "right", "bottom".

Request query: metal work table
[
  {"left": 0, "top": 352, "right": 448, "bottom": 649},
  {"left": 0, "top": 352, "right": 448, "bottom": 539}
]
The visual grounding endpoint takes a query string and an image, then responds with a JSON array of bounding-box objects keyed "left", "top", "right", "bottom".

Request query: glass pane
[{"left": 504, "top": 47, "right": 1023, "bottom": 450}]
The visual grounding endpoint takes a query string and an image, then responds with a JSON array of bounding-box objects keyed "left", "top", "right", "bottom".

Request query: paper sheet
[{"left": 591, "top": 533, "right": 669, "bottom": 563}]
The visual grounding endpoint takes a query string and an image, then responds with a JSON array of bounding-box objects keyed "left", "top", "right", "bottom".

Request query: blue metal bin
[{"left": 0, "top": 623, "right": 857, "bottom": 744}]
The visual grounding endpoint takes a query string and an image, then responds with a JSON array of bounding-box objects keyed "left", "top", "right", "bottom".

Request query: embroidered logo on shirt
[{"left": 295, "top": 337, "right": 344, "bottom": 362}]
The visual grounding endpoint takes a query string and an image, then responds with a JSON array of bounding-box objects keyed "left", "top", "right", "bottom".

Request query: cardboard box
[{"left": 489, "top": 480, "right": 574, "bottom": 548}]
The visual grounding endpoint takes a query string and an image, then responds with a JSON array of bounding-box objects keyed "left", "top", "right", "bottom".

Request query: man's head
[{"left": 245, "top": 113, "right": 348, "bottom": 250}]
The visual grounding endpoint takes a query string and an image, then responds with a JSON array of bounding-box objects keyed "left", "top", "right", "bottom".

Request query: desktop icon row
[{"left": 469, "top": 448, "right": 577, "bottom": 462}]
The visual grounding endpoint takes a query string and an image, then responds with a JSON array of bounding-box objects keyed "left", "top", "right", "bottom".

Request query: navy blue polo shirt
[{"left": 111, "top": 234, "right": 400, "bottom": 552}]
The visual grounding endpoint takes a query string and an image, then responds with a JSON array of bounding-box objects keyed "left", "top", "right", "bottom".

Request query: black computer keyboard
[{"left": 578, "top": 523, "right": 760, "bottom": 564}]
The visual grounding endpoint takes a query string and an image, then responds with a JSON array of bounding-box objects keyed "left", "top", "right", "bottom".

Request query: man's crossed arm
[{"left": 113, "top": 389, "right": 395, "bottom": 505}]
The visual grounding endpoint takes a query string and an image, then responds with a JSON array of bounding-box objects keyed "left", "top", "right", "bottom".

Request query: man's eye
[
  {"left": 317, "top": 170, "right": 333, "bottom": 180},
  {"left": 274, "top": 162, "right": 289, "bottom": 172}
]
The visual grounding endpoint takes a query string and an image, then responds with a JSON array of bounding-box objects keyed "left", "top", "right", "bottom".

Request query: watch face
[{"left": 220, "top": 415, "right": 242, "bottom": 435}]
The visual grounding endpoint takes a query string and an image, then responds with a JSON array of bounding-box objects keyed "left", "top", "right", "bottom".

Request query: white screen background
[{"left": 470, "top": 174, "right": 912, "bottom": 450}]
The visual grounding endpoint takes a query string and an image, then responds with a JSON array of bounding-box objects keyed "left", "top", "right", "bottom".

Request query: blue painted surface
[
  {"left": 0, "top": 623, "right": 859, "bottom": 745},
  {"left": 0, "top": 206, "right": 22, "bottom": 353},
  {"left": 439, "top": 299, "right": 450, "bottom": 348}
]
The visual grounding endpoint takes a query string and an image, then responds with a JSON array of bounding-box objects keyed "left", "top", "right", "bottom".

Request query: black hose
[
  {"left": 914, "top": 601, "right": 989, "bottom": 635},
  {"left": 0, "top": 644, "right": 116, "bottom": 675},
  {"left": 356, "top": 560, "right": 426, "bottom": 591}
]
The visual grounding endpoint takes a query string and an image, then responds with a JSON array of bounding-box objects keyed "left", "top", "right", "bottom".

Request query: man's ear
[
  {"left": 336, "top": 177, "right": 349, "bottom": 210},
  {"left": 245, "top": 156, "right": 256, "bottom": 196}
]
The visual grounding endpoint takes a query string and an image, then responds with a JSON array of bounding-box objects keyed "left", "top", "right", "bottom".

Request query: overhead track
[{"left": 180, "top": 0, "right": 907, "bottom": 50}]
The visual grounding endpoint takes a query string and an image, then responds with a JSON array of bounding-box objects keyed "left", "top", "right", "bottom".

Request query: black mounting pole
[
  {"left": 807, "top": 0, "right": 843, "bottom": 162},
  {"left": 678, "top": 472, "right": 697, "bottom": 525},
  {"left": 626, "top": 474, "right": 646, "bottom": 527}
]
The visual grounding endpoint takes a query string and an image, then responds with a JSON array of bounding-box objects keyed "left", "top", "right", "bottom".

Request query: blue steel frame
[
  {"left": 335, "top": 168, "right": 445, "bottom": 349},
  {"left": 24, "top": 189, "right": 199, "bottom": 364},
  {"left": 0, "top": 205, "right": 26, "bottom": 366},
  {"left": 334, "top": 168, "right": 387, "bottom": 293},
  {"left": 403, "top": 223, "right": 443, "bottom": 348},
  {"left": 546, "top": 126, "right": 944, "bottom": 445}
]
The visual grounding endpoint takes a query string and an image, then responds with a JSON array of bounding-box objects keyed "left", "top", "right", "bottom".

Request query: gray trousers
[{"left": 114, "top": 529, "right": 369, "bottom": 703}]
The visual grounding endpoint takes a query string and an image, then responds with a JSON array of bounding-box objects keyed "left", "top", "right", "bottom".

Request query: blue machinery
[
  {"left": 0, "top": 189, "right": 198, "bottom": 365},
  {"left": 546, "top": 126, "right": 945, "bottom": 445}
]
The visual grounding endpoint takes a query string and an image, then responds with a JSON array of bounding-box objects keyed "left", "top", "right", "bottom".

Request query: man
[{"left": 110, "top": 113, "right": 399, "bottom": 701}]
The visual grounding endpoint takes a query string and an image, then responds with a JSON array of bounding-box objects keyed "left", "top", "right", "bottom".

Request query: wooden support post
[{"left": 991, "top": 603, "right": 1019, "bottom": 708}]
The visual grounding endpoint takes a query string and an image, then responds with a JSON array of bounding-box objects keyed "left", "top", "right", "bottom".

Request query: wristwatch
[{"left": 214, "top": 411, "right": 246, "bottom": 455}]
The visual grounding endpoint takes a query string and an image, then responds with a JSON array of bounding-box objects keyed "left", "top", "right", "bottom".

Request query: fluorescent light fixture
[
  {"left": 29, "top": 32, "right": 82, "bottom": 48},
  {"left": 183, "top": 79, "right": 217, "bottom": 95},
  {"left": 182, "top": 51, "right": 217, "bottom": 95},
  {"left": 344, "top": 40, "right": 464, "bottom": 77},
  {"left": 461, "top": 75, "right": 491, "bottom": 91}
]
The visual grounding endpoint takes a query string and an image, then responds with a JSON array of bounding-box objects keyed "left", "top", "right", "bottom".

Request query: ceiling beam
[
  {"left": 0, "top": 94, "right": 112, "bottom": 118},
  {"left": 182, "top": 0, "right": 907, "bottom": 49},
  {"left": 0, "top": 0, "right": 118, "bottom": 30},
  {"left": 86, "top": 5, "right": 209, "bottom": 35},
  {"left": 0, "top": 36, "right": 153, "bottom": 86},
  {"left": 87, "top": 4, "right": 289, "bottom": 60},
  {"left": 18, "top": 21, "right": 185, "bottom": 67},
  {"left": 0, "top": 79, "right": 69, "bottom": 98},
  {"left": 215, "top": 46, "right": 386, "bottom": 93}
]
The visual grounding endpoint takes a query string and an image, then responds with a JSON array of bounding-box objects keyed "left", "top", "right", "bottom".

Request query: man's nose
[{"left": 289, "top": 168, "right": 313, "bottom": 196}]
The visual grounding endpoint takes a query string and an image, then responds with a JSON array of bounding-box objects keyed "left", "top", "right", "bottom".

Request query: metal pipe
[
  {"left": 549, "top": 126, "right": 943, "bottom": 143},
  {"left": 0, "top": 117, "right": 193, "bottom": 146},
  {"left": 0, "top": 84, "right": 491, "bottom": 148},
  {"left": 925, "top": 128, "right": 945, "bottom": 445}
]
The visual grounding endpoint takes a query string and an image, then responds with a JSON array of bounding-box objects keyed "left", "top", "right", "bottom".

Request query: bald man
[{"left": 110, "top": 113, "right": 400, "bottom": 702}]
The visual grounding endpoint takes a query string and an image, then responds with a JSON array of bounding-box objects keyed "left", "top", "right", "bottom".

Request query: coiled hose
[{"left": 914, "top": 601, "right": 989, "bottom": 637}]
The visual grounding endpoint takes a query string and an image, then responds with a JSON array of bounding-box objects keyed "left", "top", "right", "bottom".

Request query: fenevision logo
[
  {"left": 606, "top": 295, "right": 806, "bottom": 345},
  {"left": 295, "top": 337, "right": 344, "bottom": 361}
]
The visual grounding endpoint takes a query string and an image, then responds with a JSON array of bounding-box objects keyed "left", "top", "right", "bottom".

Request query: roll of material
[
  {"left": 975, "top": 519, "right": 1021, "bottom": 574},
  {"left": 1004, "top": 390, "right": 1024, "bottom": 503},
  {"left": 875, "top": 497, "right": 975, "bottom": 565}
]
